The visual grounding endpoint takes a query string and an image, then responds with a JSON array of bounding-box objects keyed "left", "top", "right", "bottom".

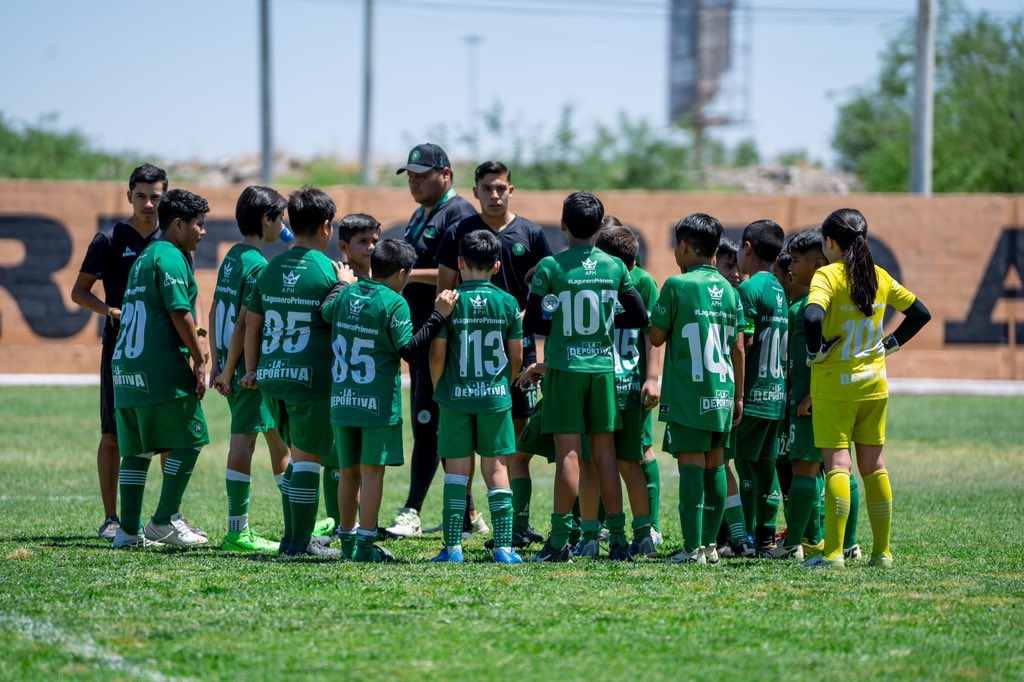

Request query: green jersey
[
  {"left": 651, "top": 264, "right": 743, "bottom": 432},
  {"left": 247, "top": 246, "right": 337, "bottom": 401},
  {"left": 213, "top": 244, "right": 267, "bottom": 388},
  {"left": 787, "top": 296, "right": 810, "bottom": 415},
  {"left": 530, "top": 244, "right": 635, "bottom": 373},
  {"left": 323, "top": 278, "right": 413, "bottom": 427},
  {"left": 112, "top": 240, "right": 198, "bottom": 408},
  {"left": 613, "top": 266, "right": 658, "bottom": 409},
  {"left": 435, "top": 280, "right": 523, "bottom": 414},
  {"left": 737, "top": 271, "right": 789, "bottom": 419}
]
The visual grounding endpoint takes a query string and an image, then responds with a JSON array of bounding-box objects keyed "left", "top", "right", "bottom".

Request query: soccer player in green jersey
[
  {"left": 428, "top": 230, "right": 524, "bottom": 563},
  {"left": 650, "top": 213, "right": 745, "bottom": 564},
  {"left": 209, "top": 186, "right": 292, "bottom": 552},
  {"left": 323, "top": 239, "right": 457, "bottom": 562},
  {"left": 111, "top": 189, "right": 211, "bottom": 548},
  {"left": 735, "top": 219, "right": 789, "bottom": 556},
  {"left": 337, "top": 213, "right": 380, "bottom": 279},
  {"left": 241, "top": 186, "right": 356, "bottom": 557},
  {"left": 523, "top": 192, "right": 649, "bottom": 562}
]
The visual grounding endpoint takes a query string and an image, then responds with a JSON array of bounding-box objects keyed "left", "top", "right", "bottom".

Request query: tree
[{"left": 832, "top": 3, "right": 1024, "bottom": 192}]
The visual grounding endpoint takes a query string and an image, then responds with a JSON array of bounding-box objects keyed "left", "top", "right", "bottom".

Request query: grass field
[{"left": 0, "top": 387, "right": 1022, "bottom": 680}]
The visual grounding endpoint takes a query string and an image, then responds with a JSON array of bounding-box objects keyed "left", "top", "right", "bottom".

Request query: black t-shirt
[
  {"left": 79, "top": 221, "right": 158, "bottom": 340},
  {"left": 437, "top": 214, "right": 553, "bottom": 309}
]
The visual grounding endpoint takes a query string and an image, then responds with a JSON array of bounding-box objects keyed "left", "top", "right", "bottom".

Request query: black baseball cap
[{"left": 396, "top": 143, "right": 451, "bottom": 174}]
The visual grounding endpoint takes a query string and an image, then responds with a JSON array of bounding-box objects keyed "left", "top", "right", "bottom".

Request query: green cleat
[
  {"left": 222, "top": 529, "right": 279, "bottom": 553},
  {"left": 312, "top": 517, "right": 336, "bottom": 537}
]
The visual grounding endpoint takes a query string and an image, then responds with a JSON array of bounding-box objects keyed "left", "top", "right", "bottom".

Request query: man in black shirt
[{"left": 385, "top": 143, "right": 477, "bottom": 539}]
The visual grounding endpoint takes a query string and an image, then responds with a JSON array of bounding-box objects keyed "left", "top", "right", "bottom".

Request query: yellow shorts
[{"left": 811, "top": 397, "right": 887, "bottom": 449}]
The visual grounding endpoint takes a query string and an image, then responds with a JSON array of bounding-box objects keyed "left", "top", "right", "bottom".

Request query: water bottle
[{"left": 279, "top": 225, "right": 295, "bottom": 243}]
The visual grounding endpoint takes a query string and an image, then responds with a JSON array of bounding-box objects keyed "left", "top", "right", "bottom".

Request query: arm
[
  {"left": 398, "top": 290, "right": 459, "bottom": 364},
  {"left": 194, "top": 289, "right": 210, "bottom": 364},
  {"left": 207, "top": 302, "right": 220, "bottom": 381},
  {"left": 429, "top": 338, "right": 447, "bottom": 389},
  {"left": 170, "top": 310, "right": 208, "bottom": 399},
  {"left": 648, "top": 325, "right": 668, "bottom": 348},
  {"left": 731, "top": 331, "right": 745, "bottom": 426},
  {"left": 883, "top": 298, "right": 931, "bottom": 353},
  {"left": 436, "top": 264, "right": 460, "bottom": 296},
  {"left": 213, "top": 305, "right": 249, "bottom": 396},
  {"left": 240, "top": 311, "right": 264, "bottom": 389},
  {"left": 803, "top": 303, "right": 840, "bottom": 364},
  {"left": 522, "top": 293, "right": 552, "bottom": 337},
  {"left": 71, "top": 272, "right": 121, "bottom": 320},
  {"left": 614, "top": 288, "right": 649, "bottom": 329},
  {"left": 641, "top": 337, "right": 662, "bottom": 408},
  {"left": 507, "top": 338, "right": 523, "bottom": 385},
  {"left": 407, "top": 268, "right": 439, "bottom": 286}
]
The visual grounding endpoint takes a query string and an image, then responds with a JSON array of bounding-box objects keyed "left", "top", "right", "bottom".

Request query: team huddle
[{"left": 75, "top": 145, "right": 931, "bottom": 566}]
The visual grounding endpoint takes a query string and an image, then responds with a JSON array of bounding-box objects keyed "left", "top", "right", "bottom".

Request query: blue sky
[{"left": 1, "top": 0, "right": 1019, "bottom": 172}]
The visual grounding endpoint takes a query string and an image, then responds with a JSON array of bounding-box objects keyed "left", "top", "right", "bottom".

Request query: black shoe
[
  {"left": 486, "top": 527, "right": 544, "bottom": 550},
  {"left": 522, "top": 525, "right": 544, "bottom": 544},
  {"left": 530, "top": 539, "right": 573, "bottom": 563},
  {"left": 278, "top": 538, "right": 291, "bottom": 554},
  {"left": 608, "top": 542, "right": 635, "bottom": 562},
  {"left": 354, "top": 543, "right": 395, "bottom": 563}
]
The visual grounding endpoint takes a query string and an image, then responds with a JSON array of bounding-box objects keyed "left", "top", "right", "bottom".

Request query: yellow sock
[
  {"left": 863, "top": 469, "right": 894, "bottom": 558},
  {"left": 824, "top": 470, "right": 851, "bottom": 560}
]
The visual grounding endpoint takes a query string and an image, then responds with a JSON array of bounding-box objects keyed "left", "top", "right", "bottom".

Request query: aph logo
[
  {"left": 163, "top": 272, "right": 185, "bottom": 287},
  {"left": 470, "top": 293, "right": 488, "bottom": 312},
  {"left": 348, "top": 296, "right": 366, "bottom": 318},
  {"left": 776, "top": 293, "right": 785, "bottom": 309},
  {"left": 221, "top": 262, "right": 233, "bottom": 280},
  {"left": 282, "top": 270, "right": 301, "bottom": 288},
  {"left": 581, "top": 257, "right": 598, "bottom": 274},
  {"left": 708, "top": 284, "right": 725, "bottom": 301}
]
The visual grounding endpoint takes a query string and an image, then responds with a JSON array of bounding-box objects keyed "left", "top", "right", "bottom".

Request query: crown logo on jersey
[
  {"left": 282, "top": 270, "right": 301, "bottom": 288},
  {"left": 470, "top": 294, "right": 488, "bottom": 311},
  {"left": 582, "top": 257, "right": 598, "bottom": 274},
  {"left": 222, "top": 263, "right": 233, "bottom": 280},
  {"left": 709, "top": 284, "right": 724, "bottom": 300},
  {"left": 348, "top": 296, "right": 366, "bottom": 318},
  {"left": 163, "top": 271, "right": 185, "bottom": 287},
  {"left": 776, "top": 293, "right": 785, "bottom": 309}
]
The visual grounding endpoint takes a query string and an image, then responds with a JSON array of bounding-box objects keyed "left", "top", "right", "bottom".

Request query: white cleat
[
  {"left": 144, "top": 513, "right": 208, "bottom": 547},
  {"left": 113, "top": 527, "right": 164, "bottom": 549},
  {"left": 667, "top": 546, "right": 707, "bottom": 565},
  {"left": 383, "top": 507, "right": 422, "bottom": 539}
]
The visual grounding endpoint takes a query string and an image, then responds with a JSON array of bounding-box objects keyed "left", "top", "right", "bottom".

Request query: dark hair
[
  {"left": 337, "top": 213, "right": 381, "bottom": 243},
  {"left": 821, "top": 208, "right": 877, "bottom": 317},
  {"left": 371, "top": 238, "right": 417, "bottom": 279},
  {"left": 287, "top": 186, "right": 336, "bottom": 236},
  {"left": 600, "top": 214, "right": 623, "bottom": 229},
  {"left": 158, "top": 189, "right": 209, "bottom": 230},
  {"left": 474, "top": 161, "right": 511, "bottom": 184},
  {"left": 129, "top": 163, "right": 168, "bottom": 191},
  {"left": 561, "top": 191, "right": 605, "bottom": 239},
  {"left": 741, "top": 219, "right": 785, "bottom": 262},
  {"left": 595, "top": 226, "right": 640, "bottom": 269},
  {"left": 716, "top": 238, "right": 739, "bottom": 260},
  {"left": 235, "top": 185, "right": 287, "bottom": 238},
  {"left": 786, "top": 228, "right": 824, "bottom": 258},
  {"left": 673, "top": 213, "right": 722, "bottom": 258},
  {"left": 459, "top": 230, "right": 501, "bottom": 270}
]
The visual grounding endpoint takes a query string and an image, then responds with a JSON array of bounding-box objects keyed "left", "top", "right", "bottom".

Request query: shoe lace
[{"left": 170, "top": 517, "right": 198, "bottom": 538}]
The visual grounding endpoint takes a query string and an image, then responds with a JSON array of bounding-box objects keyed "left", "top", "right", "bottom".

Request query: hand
[
  {"left": 193, "top": 361, "right": 207, "bottom": 400},
  {"left": 732, "top": 399, "right": 744, "bottom": 427},
  {"left": 239, "top": 371, "right": 259, "bottom": 390},
  {"left": 212, "top": 372, "right": 233, "bottom": 396},
  {"left": 109, "top": 308, "right": 122, "bottom": 321},
  {"left": 807, "top": 336, "right": 840, "bottom": 366},
  {"left": 516, "top": 362, "right": 546, "bottom": 388},
  {"left": 434, "top": 289, "right": 459, "bottom": 317},
  {"left": 333, "top": 260, "right": 357, "bottom": 286},
  {"left": 199, "top": 336, "right": 211, "bottom": 364},
  {"left": 641, "top": 378, "right": 660, "bottom": 410},
  {"left": 797, "top": 394, "right": 813, "bottom": 417}
]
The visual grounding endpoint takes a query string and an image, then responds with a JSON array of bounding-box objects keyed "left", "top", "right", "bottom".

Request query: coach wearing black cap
[{"left": 385, "top": 143, "right": 477, "bottom": 539}]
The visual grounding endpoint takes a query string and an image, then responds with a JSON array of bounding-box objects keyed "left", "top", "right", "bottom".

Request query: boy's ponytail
[{"left": 821, "top": 208, "right": 877, "bottom": 318}]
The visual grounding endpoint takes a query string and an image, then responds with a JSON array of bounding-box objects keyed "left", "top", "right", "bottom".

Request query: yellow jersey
[{"left": 807, "top": 262, "right": 917, "bottom": 401}]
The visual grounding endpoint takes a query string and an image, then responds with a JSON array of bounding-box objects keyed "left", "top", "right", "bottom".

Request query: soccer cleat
[
  {"left": 430, "top": 547, "right": 464, "bottom": 563},
  {"left": 766, "top": 543, "right": 804, "bottom": 561},
  {"left": 844, "top": 544, "right": 863, "bottom": 560},
  {"left": 802, "top": 539, "right": 825, "bottom": 556},
  {"left": 309, "top": 534, "right": 333, "bottom": 547},
  {"left": 112, "top": 527, "right": 164, "bottom": 549},
  {"left": 730, "top": 538, "right": 757, "bottom": 558},
  {"left": 650, "top": 527, "right": 664, "bottom": 547},
  {"left": 521, "top": 526, "right": 545, "bottom": 544},
  {"left": 383, "top": 507, "right": 421, "bottom": 539},
  {"left": 354, "top": 544, "right": 395, "bottom": 563},
  {"left": 608, "top": 543, "right": 635, "bottom": 562},
  {"left": 422, "top": 521, "right": 444, "bottom": 534},
  {"left": 568, "top": 524, "right": 582, "bottom": 547},
  {"left": 630, "top": 535, "right": 658, "bottom": 559},
  {"left": 287, "top": 541, "right": 341, "bottom": 558},
  {"left": 716, "top": 543, "right": 734, "bottom": 558},
  {"left": 802, "top": 552, "right": 846, "bottom": 569},
  {"left": 221, "top": 529, "right": 279, "bottom": 553},
  {"left": 312, "top": 517, "right": 336, "bottom": 537},
  {"left": 471, "top": 513, "right": 490, "bottom": 535},
  {"left": 98, "top": 516, "right": 120, "bottom": 541},
  {"left": 868, "top": 552, "right": 893, "bottom": 568},
  {"left": 574, "top": 538, "right": 601, "bottom": 559},
  {"left": 703, "top": 545, "right": 721, "bottom": 565},
  {"left": 492, "top": 548, "right": 524, "bottom": 564},
  {"left": 667, "top": 547, "right": 707, "bottom": 565},
  {"left": 144, "top": 515, "right": 208, "bottom": 547},
  {"left": 597, "top": 527, "right": 611, "bottom": 542},
  {"left": 177, "top": 514, "right": 207, "bottom": 539},
  {"left": 531, "top": 539, "right": 573, "bottom": 563}
]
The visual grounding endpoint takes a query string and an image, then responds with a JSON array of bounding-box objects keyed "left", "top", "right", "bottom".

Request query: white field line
[{"left": 0, "top": 613, "right": 192, "bottom": 682}]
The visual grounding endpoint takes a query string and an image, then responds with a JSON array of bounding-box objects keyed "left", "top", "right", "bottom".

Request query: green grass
[{"left": 0, "top": 387, "right": 1022, "bottom": 680}]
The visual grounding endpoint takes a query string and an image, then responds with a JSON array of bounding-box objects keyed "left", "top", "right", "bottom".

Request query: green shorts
[
  {"left": 734, "top": 416, "right": 781, "bottom": 462},
  {"left": 613, "top": 405, "right": 652, "bottom": 462},
  {"left": 541, "top": 368, "right": 617, "bottom": 435},
  {"left": 333, "top": 424, "right": 404, "bottom": 468},
  {"left": 787, "top": 413, "right": 822, "bottom": 463},
  {"left": 776, "top": 412, "right": 791, "bottom": 463},
  {"left": 227, "top": 388, "right": 275, "bottom": 435},
  {"left": 439, "top": 408, "right": 516, "bottom": 459},
  {"left": 267, "top": 397, "right": 335, "bottom": 465},
  {"left": 518, "top": 399, "right": 590, "bottom": 464},
  {"left": 662, "top": 421, "right": 729, "bottom": 455},
  {"left": 116, "top": 395, "right": 209, "bottom": 457}
]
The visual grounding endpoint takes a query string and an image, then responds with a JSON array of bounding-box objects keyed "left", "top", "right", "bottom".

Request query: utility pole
[
  {"left": 259, "top": 0, "right": 273, "bottom": 183},
  {"left": 360, "top": 0, "right": 374, "bottom": 185},
  {"left": 910, "top": 0, "right": 935, "bottom": 195},
  {"left": 463, "top": 34, "right": 482, "bottom": 156}
]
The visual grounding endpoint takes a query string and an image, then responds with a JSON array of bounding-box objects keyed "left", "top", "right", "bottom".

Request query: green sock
[
  {"left": 443, "top": 473, "right": 468, "bottom": 550},
  {"left": 550, "top": 513, "right": 573, "bottom": 550},
  {"left": 631, "top": 515, "right": 652, "bottom": 545},
  {"left": 226, "top": 469, "right": 251, "bottom": 533},
  {"left": 605, "top": 512, "right": 627, "bottom": 547},
  {"left": 354, "top": 527, "right": 378, "bottom": 562},
  {"left": 641, "top": 458, "right": 661, "bottom": 532},
  {"left": 487, "top": 487, "right": 513, "bottom": 550},
  {"left": 288, "top": 462, "right": 321, "bottom": 549},
  {"left": 736, "top": 460, "right": 756, "bottom": 534},
  {"left": 701, "top": 466, "right": 727, "bottom": 547},
  {"left": 751, "top": 458, "right": 779, "bottom": 530},
  {"left": 118, "top": 455, "right": 152, "bottom": 535},
  {"left": 339, "top": 527, "right": 357, "bottom": 560},
  {"left": 678, "top": 464, "right": 704, "bottom": 552},
  {"left": 279, "top": 464, "right": 293, "bottom": 546},
  {"left": 764, "top": 468, "right": 782, "bottom": 528},
  {"left": 510, "top": 477, "right": 532, "bottom": 532},
  {"left": 724, "top": 495, "right": 747, "bottom": 543},
  {"left": 323, "top": 465, "right": 340, "bottom": 526},
  {"left": 806, "top": 471, "right": 824, "bottom": 543},
  {"left": 845, "top": 475, "right": 861, "bottom": 549},
  {"left": 786, "top": 475, "right": 817, "bottom": 548},
  {"left": 569, "top": 498, "right": 582, "bottom": 545},
  {"left": 153, "top": 449, "right": 200, "bottom": 525},
  {"left": 581, "top": 519, "right": 601, "bottom": 542}
]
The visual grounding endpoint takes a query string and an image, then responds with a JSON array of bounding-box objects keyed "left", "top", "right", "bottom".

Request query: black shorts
[
  {"left": 510, "top": 335, "right": 538, "bottom": 420},
  {"left": 100, "top": 338, "right": 116, "bottom": 435}
]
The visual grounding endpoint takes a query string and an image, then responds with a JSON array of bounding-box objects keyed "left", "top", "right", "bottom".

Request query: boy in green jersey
[
  {"left": 735, "top": 219, "right": 789, "bottom": 555},
  {"left": 242, "top": 186, "right": 356, "bottom": 557},
  {"left": 337, "top": 213, "right": 380, "bottom": 278},
  {"left": 522, "top": 192, "right": 649, "bottom": 562},
  {"left": 428, "top": 230, "right": 524, "bottom": 563},
  {"left": 111, "top": 189, "right": 211, "bottom": 549},
  {"left": 650, "top": 213, "right": 745, "bottom": 564},
  {"left": 322, "top": 239, "right": 457, "bottom": 562},
  {"left": 210, "top": 186, "right": 292, "bottom": 552}
]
